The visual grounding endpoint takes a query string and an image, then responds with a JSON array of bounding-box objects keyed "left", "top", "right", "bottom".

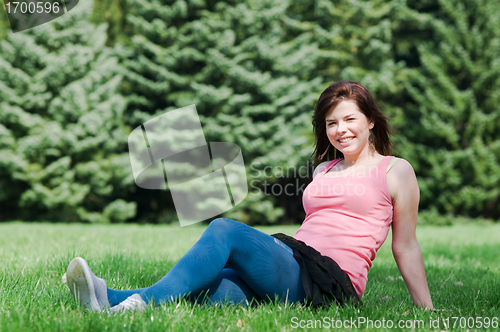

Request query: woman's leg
[
  {"left": 107, "top": 288, "right": 148, "bottom": 307},
  {"left": 189, "top": 268, "right": 261, "bottom": 305},
  {"left": 131, "top": 218, "right": 304, "bottom": 306},
  {"left": 107, "top": 269, "right": 260, "bottom": 306},
  {"left": 80, "top": 218, "right": 304, "bottom": 308}
]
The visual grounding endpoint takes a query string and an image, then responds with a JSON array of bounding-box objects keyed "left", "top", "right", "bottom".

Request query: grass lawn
[{"left": 0, "top": 222, "right": 499, "bottom": 331}]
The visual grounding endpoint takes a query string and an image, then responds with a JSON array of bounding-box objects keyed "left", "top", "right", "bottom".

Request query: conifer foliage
[
  {"left": 397, "top": 0, "right": 500, "bottom": 218},
  {"left": 0, "top": 0, "right": 136, "bottom": 222},
  {"left": 1, "top": 0, "right": 500, "bottom": 223},
  {"left": 117, "top": 0, "right": 337, "bottom": 224},
  {"left": 114, "top": 0, "right": 418, "bottom": 224}
]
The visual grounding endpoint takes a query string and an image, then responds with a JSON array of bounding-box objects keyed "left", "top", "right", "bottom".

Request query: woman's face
[{"left": 325, "top": 100, "right": 374, "bottom": 158}]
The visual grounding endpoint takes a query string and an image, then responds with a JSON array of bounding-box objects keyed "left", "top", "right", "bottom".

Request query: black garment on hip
[{"left": 271, "top": 233, "right": 361, "bottom": 308}]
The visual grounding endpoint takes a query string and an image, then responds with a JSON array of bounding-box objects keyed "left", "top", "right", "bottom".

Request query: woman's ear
[{"left": 369, "top": 122, "right": 374, "bottom": 130}]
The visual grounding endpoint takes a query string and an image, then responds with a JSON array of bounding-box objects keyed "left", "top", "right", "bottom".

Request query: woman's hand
[{"left": 387, "top": 158, "right": 434, "bottom": 309}]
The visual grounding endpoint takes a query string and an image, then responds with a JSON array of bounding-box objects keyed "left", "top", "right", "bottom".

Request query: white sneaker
[
  {"left": 109, "top": 294, "right": 147, "bottom": 313},
  {"left": 66, "top": 257, "right": 110, "bottom": 311}
]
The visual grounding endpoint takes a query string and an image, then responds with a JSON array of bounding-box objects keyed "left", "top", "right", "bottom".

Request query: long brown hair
[{"left": 312, "top": 81, "right": 392, "bottom": 164}]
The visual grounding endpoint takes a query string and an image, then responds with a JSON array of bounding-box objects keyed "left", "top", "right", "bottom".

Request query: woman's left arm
[{"left": 387, "top": 159, "right": 434, "bottom": 309}]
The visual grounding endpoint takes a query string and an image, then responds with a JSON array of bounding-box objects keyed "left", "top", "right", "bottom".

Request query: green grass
[{"left": 0, "top": 222, "right": 499, "bottom": 331}]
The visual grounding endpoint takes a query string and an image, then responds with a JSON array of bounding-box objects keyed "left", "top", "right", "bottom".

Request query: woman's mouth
[{"left": 338, "top": 137, "right": 354, "bottom": 143}]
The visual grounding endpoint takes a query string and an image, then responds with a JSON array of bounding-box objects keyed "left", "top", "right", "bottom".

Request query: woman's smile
[
  {"left": 338, "top": 136, "right": 355, "bottom": 144},
  {"left": 325, "top": 100, "right": 373, "bottom": 160}
]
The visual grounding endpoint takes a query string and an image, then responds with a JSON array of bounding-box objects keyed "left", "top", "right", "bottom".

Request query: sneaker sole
[{"left": 66, "top": 257, "right": 101, "bottom": 311}]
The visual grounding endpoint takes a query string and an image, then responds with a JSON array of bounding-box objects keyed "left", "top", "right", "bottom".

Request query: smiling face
[{"left": 325, "top": 100, "right": 374, "bottom": 159}]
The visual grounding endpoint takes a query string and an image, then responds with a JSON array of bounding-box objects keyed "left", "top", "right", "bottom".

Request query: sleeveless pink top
[{"left": 294, "top": 156, "right": 394, "bottom": 297}]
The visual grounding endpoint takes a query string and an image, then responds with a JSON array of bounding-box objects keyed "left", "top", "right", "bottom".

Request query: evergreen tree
[
  {"left": 0, "top": 0, "right": 9, "bottom": 40},
  {"left": 110, "top": 0, "right": 417, "bottom": 225},
  {"left": 3, "top": 0, "right": 498, "bottom": 223},
  {"left": 0, "top": 0, "right": 136, "bottom": 222},
  {"left": 112, "top": 0, "right": 324, "bottom": 224},
  {"left": 394, "top": 0, "right": 500, "bottom": 218}
]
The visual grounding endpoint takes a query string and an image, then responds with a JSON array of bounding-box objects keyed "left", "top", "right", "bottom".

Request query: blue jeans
[{"left": 106, "top": 218, "right": 306, "bottom": 306}]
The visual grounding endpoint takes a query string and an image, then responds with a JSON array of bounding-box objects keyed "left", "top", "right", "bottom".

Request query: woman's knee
[
  {"left": 204, "top": 218, "right": 241, "bottom": 240},
  {"left": 207, "top": 218, "right": 239, "bottom": 232}
]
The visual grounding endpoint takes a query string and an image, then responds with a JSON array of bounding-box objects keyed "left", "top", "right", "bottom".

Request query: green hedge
[
  {"left": 0, "top": 0, "right": 135, "bottom": 222},
  {"left": 0, "top": 0, "right": 499, "bottom": 223}
]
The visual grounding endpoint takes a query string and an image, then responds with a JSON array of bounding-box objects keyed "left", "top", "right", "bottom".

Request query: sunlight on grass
[{"left": 1, "top": 222, "right": 499, "bottom": 331}]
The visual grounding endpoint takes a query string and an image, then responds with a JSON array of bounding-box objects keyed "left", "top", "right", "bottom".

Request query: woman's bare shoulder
[
  {"left": 387, "top": 158, "right": 416, "bottom": 177},
  {"left": 387, "top": 158, "right": 418, "bottom": 198},
  {"left": 313, "top": 161, "right": 332, "bottom": 178}
]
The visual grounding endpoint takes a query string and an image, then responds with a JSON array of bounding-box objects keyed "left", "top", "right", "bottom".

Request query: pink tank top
[{"left": 294, "top": 156, "right": 394, "bottom": 297}]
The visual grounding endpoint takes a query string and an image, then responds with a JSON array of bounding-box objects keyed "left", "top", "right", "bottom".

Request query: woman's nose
[{"left": 337, "top": 121, "right": 347, "bottom": 133}]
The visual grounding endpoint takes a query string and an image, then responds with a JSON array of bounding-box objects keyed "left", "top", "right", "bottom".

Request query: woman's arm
[{"left": 387, "top": 159, "right": 433, "bottom": 309}]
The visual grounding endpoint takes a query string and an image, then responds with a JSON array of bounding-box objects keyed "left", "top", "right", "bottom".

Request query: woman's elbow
[{"left": 392, "top": 238, "right": 420, "bottom": 257}]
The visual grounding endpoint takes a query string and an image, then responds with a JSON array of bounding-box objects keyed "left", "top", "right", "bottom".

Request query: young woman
[{"left": 66, "top": 81, "right": 433, "bottom": 312}]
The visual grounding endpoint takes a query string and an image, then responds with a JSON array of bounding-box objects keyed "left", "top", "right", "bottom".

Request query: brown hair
[{"left": 312, "top": 81, "right": 392, "bottom": 164}]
